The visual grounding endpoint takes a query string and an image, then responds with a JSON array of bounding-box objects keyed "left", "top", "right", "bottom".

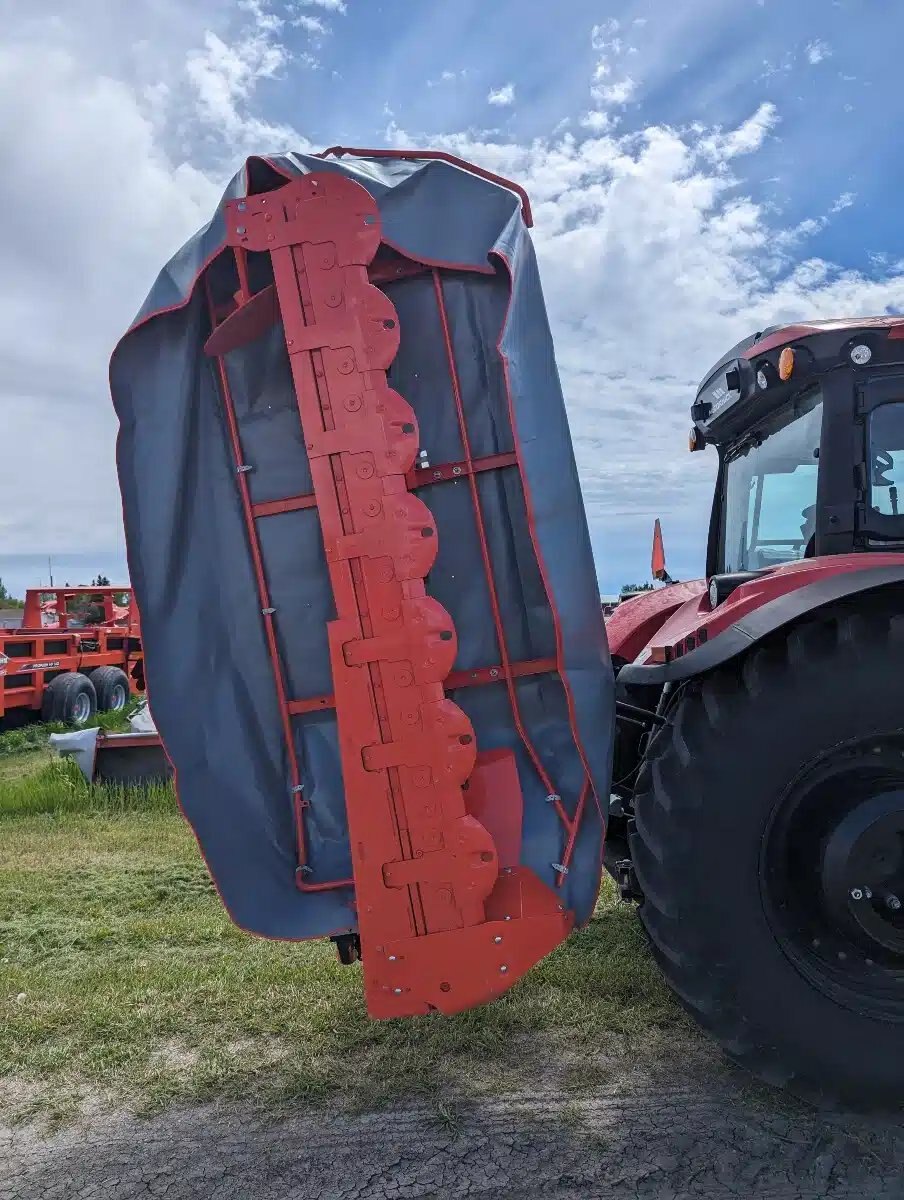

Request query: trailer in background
[{"left": 0, "top": 587, "right": 143, "bottom": 726}]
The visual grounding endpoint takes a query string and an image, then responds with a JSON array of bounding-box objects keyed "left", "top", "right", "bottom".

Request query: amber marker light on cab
[{"left": 778, "top": 346, "right": 795, "bottom": 381}]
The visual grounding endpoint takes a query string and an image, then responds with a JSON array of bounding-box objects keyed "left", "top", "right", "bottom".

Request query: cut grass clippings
[
  {"left": 0, "top": 746, "right": 686, "bottom": 1120},
  {"left": 0, "top": 707, "right": 137, "bottom": 758}
]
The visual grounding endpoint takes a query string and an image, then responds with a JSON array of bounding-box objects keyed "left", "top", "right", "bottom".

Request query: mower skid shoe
[{"left": 223, "top": 173, "right": 572, "bottom": 1016}]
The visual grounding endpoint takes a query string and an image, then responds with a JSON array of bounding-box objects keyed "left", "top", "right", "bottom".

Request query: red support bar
[
  {"left": 555, "top": 778, "right": 589, "bottom": 887},
  {"left": 234, "top": 246, "right": 251, "bottom": 303},
  {"left": 405, "top": 451, "right": 517, "bottom": 490},
  {"left": 431, "top": 269, "right": 571, "bottom": 832},
  {"left": 205, "top": 273, "right": 352, "bottom": 895},
  {"left": 249, "top": 452, "right": 518, "bottom": 522},
  {"left": 252, "top": 492, "right": 318, "bottom": 518},
  {"left": 286, "top": 655, "right": 559, "bottom": 717},
  {"left": 288, "top": 693, "right": 336, "bottom": 715}
]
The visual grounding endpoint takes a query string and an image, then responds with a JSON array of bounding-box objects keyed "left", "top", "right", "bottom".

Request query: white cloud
[
  {"left": 428, "top": 69, "right": 466, "bottom": 87},
  {"left": 179, "top": 3, "right": 322, "bottom": 151},
  {"left": 830, "top": 191, "right": 856, "bottom": 213},
  {"left": 588, "top": 20, "right": 636, "bottom": 121},
  {"left": 593, "top": 77, "right": 636, "bottom": 106},
  {"left": 580, "top": 110, "right": 614, "bottom": 132},
  {"left": 186, "top": 30, "right": 289, "bottom": 135},
  {"left": 487, "top": 82, "right": 515, "bottom": 107},
  {"left": 697, "top": 101, "right": 778, "bottom": 160},
  {"left": 0, "top": 36, "right": 221, "bottom": 559},
  {"left": 591, "top": 19, "right": 620, "bottom": 47},
  {"left": 385, "top": 107, "right": 904, "bottom": 582},
  {"left": 238, "top": 0, "right": 284, "bottom": 33},
  {"left": 0, "top": 2, "right": 318, "bottom": 567},
  {"left": 292, "top": 0, "right": 346, "bottom": 10},
  {"left": 293, "top": 14, "right": 327, "bottom": 34},
  {"left": 806, "top": 39, "right": 832, "bottom": 65}
]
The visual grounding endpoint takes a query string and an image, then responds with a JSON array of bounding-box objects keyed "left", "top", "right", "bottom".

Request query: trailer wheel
[
  {"left": 41, "top": 672, "right": 97, "bottom": 727},
  {"left": 88, "top": 666, "right": 130, "bottom": 713},
  {"left": 630, "top": 595, "right": 904, "bottom": 1106}
]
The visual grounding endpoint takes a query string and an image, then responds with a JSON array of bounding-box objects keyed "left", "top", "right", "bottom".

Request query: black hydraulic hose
[{"left": 615, "top": 699, "right": 666, "bottom": 728}]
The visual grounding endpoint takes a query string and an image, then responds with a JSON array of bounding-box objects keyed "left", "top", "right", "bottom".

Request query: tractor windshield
[{"left": 720, "top": 386, "right": 823, "bottom": 572}]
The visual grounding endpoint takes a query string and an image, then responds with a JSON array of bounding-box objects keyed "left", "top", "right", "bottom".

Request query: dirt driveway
[{"left": 2, "top": 1044, "right": 903, "bottom": 1200}]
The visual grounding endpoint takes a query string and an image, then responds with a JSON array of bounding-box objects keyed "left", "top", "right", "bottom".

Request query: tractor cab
[
  {"left": 692, "top": 318, "right": 904, "bottom": 579},
  {"left": 607, "top": 318, "right": 904, "bottom": 1107}
]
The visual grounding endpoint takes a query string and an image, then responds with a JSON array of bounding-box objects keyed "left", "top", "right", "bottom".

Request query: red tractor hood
[{"left": 612, "top": 554, "right": 904, "bottom": 684}]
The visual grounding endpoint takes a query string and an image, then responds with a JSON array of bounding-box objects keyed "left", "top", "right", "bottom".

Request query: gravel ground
[{"left": 2, "top": 1047, "right": 903, "bottom": 1199}]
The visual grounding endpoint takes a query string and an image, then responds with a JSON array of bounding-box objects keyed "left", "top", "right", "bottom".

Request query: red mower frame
[{"left": 198, "top": 155, "right": 599, "bottom": 1017}]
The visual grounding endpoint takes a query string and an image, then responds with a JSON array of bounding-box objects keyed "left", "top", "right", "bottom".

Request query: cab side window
[{"left": 868, "top": 402, "right": 904, "bottom": 517}]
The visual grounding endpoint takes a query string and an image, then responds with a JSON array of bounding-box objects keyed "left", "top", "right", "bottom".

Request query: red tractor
[{"left": 609, "top": 319, "right": 904, "bottom": 1105}]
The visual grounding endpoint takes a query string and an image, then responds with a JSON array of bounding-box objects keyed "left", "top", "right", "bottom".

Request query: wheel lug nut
[
  {"left": 886, "top": 894, "right": 902, "bottom": 912},
  {"left": 850, "top": 888, "right": 864, "bottom": 901}
]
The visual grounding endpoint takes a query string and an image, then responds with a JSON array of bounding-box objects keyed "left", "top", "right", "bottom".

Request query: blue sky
[{"left": 2, "top": 0, "right": 903, "bottom": 599}]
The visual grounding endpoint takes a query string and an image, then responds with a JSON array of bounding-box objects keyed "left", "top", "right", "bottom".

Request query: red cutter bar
[{"left": 212, "top": 172, "right": 574, "bottom": 1016}]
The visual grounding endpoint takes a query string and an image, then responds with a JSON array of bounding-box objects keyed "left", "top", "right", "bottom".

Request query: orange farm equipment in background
[{"left": 0, "top": 588, "right": 143, "bottom": 726}]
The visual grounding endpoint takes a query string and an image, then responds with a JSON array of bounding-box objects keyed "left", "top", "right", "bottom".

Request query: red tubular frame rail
[{"left": 207, "top": 170, "right": 588, "bottom": 1016}]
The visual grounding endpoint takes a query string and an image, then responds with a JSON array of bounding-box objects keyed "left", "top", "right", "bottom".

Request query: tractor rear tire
[
  {"left": 88, "top": 666, "right": 130, "bottom": 713},
  {"left": 630, "top": 596, "right": 904, "bottom": 1107},
  {"left": 41, "top": 672, "right": 97, "bottom": 727}
]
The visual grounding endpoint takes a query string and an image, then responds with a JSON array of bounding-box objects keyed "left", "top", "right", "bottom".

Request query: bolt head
[
  {"left": 393, "top": 987, "right": 403, "bottom": 995},
  {"left": 493, "top": 936, "right": 503, "bottom": 944},
  {"left": 888, "top": 895, "right": 902, "bottom": 912},
  {"left": 499, "top": 965, "right": 508, "bottom": 974},
  {"left": 388, "top": 955, "right": 397, "bottom": 962},
  {"left": 850, "top": 887, "right": 864, "bottom": 901}
]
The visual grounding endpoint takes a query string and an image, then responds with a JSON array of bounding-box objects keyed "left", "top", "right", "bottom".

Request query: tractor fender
[
  {"left": 618, "top": 559, "right": 904, "bottom": 689},
  {"left": 606, "top": 580, "right": 706, "bottom": 664}
]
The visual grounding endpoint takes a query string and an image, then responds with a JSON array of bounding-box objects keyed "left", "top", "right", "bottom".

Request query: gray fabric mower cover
[{"left": 109, "top": 151, "right": 614, "bottom": 941}]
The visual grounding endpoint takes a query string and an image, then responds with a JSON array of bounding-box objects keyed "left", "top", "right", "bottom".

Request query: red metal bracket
[{"left": 221, "top": 172, "right": 571, "bottom": 1015}]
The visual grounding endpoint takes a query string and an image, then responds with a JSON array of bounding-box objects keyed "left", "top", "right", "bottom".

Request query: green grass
[
  {"left": 0, "top": 708, "right": 137, "bottom": 759},
  {"left": 0, "top": 748, "right": 685, "bottom": 1120}
]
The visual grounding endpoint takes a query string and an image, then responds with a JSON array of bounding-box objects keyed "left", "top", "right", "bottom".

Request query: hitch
[{"left": 616, "top": 857, "right": 643, "bottom": 902}]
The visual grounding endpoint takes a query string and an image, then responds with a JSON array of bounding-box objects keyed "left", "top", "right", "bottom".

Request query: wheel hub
[
  {"left": 822, "top": 792, "right": 904, "bottom": 956},
  {"left": 72, "top": 692, "right": 91, "bottom": 725},
  {"left": 762, "top": 734, "right": 904, "bottom": 1019}
]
